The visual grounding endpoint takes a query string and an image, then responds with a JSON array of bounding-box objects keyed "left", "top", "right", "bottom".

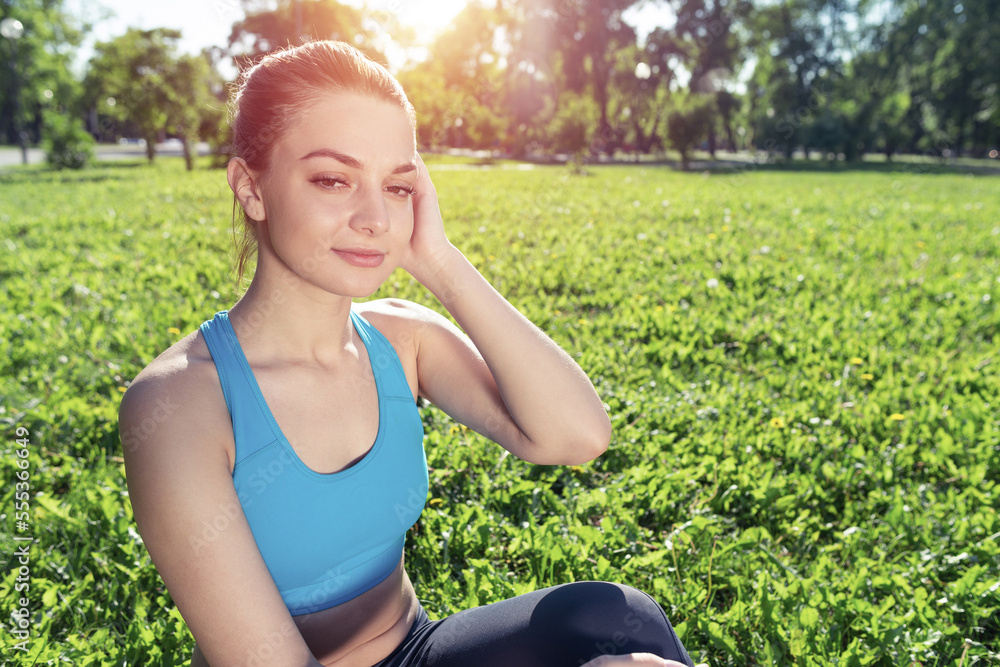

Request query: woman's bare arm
[
  {"left": 120, "top": 347, "right": 323, "bottom": 667},
  {"left": 395, "top": 156, "right": 612, "bottom": 465}
]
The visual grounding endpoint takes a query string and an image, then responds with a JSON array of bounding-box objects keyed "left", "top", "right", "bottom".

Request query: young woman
[{"left": 119, "top": 40, "right": 696, "bottom": 667}]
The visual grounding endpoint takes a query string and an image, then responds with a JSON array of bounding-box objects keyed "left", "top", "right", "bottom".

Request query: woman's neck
[{"left": 227, "top": 262, "right": 359, "bottom": 367}]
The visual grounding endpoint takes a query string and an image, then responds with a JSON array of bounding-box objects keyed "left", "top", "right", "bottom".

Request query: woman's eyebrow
[{"left": 300, "top": 148, "right": 416, "bottom": 174}]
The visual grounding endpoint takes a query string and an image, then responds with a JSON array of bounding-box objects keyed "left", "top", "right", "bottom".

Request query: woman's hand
[
  {"left": 392, "top": 151, "right": 611, "bottom": 466},
  {"left": 399, "top": 153, "right": 455, "bottom": 283},
  {"left": 581, "top": 654, "right": 692, "bottom": 667}
]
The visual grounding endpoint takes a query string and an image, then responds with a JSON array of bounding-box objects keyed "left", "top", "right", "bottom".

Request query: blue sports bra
[{"left": 199, "top": 309, "right": 428, "bottom": 616}]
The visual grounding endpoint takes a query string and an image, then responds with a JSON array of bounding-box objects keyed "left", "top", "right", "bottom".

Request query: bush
[
  {"left": 543, "top": 92, "right": 600, "bottom": 158},
  {"left": 666, "top": 93, "right": 714, "bottom": 170},
  {"left": 43, "top": 111, "right": 96, "bottom": 170}
]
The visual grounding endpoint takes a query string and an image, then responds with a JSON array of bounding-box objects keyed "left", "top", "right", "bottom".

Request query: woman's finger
[{"left": 580, "top": 653, "right": 693, "bottom": 667}]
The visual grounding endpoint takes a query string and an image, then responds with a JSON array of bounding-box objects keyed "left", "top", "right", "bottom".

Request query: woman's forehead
[{"left": 275, "top": 92, "right": 416, "bottom": 166}]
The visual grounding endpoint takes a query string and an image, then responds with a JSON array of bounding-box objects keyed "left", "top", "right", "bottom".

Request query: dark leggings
[{"left": 373, "top": 581, "right": 695, "bottom": 667}]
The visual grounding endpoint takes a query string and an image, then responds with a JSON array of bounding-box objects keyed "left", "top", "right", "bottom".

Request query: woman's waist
[{"left": 295, "top": 557, "right": 419, "bottom": 666}]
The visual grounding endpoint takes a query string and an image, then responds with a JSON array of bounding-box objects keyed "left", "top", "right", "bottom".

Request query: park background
[{"left": 1, "top": 0, "right": 998, "bottom": 664}]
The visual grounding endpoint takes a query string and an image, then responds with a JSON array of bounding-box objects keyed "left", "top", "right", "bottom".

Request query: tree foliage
[
  {"left": 41, "top": 108, "right": 94, "bottom": 169},
  {"left": 83, "top": 28, "right": 223, "bottom": 168},
  {"left": 0, "top": 0, "right": 86, "bottom": 147},
  {"left": 399, "top": 2, "right": 508, "bottom": 150},
  {"left": 10, "top": 0, "right": 994, "bottom": 166},
  {"left": 227, "top": 0, "right": 385, "bottom": 67},
  {"left": 398, "top": 0, "right": 998, "bottom": 161}
]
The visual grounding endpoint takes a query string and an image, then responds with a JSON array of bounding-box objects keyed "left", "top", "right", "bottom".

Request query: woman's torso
[
  {"left": 191, "top": 566, "right": 419, "bottom": 666},
  {"left": 179, "top": 303, "right": 424, "bottom": 665}
]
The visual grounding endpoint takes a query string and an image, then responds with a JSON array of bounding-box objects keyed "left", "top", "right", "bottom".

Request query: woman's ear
[{"left": 227, "top": 157, "right": 266, "bottom": 222}]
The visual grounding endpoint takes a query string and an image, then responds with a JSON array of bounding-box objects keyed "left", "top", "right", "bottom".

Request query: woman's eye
[
  {"left": 312, "top": 176, "right": 347, "bottom": 189},
  {"left": 387, "top": 185, "right": 416, "bottom": 197}
]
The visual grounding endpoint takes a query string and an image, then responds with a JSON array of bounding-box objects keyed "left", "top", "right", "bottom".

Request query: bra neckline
[{"left": 217, "top": 309, "right": 386, "bottom": 482}]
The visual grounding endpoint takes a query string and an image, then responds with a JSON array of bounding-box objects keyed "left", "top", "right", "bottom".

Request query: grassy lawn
[{"left": 1, "top": 157, "right": 997, "bottom": 665}]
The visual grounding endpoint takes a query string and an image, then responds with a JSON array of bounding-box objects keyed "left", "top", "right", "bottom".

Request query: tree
[
  {"left": 665, "top": 0, "right": 751, "bottom": 156},
  {"left": 0, "top": 0, "right": 87, "bottom": 149},
  {"left": 227, "top": 0, "right": 386, "bottom": 67},
  {"left": 85, "top": 28, "right": 222, "bottom": 168},
  {"left": 399, "top": 2, "right": 507, "bottom": 150},
  {"left": 544, "top": 90, "right": 600, "bottom": 158},
  {"left": 606, "top": 42, "right": 672, "bottom": 155},
  {"left": 85, "top": 28, "right": 177, "bottom": 161},
  {"left": 505, "top": 0, "right": 641, "bottom": 154},
  {"left": 164, "top": 51, "right": 226, "bottom": 171},
  {"left": 554, "top": 0, "right": 640, "bottom": 152},
  {"left": 744, "top": 0, "right": 841, "bottom": 159},
  {"left": 667, "top": 92, "right": 713, "bottom": 169},
  {"left": 882, "top": 0, "right": 1000, "bottom": 157}
]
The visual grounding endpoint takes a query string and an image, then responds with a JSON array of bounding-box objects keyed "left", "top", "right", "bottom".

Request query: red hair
[{"left": 228, "top": 41, "right": 415, "bottom": 287}]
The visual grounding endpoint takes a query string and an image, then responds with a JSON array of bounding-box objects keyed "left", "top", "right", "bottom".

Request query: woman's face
[{"left": 255, "top": 91, "right": 417, "bottom": 298}]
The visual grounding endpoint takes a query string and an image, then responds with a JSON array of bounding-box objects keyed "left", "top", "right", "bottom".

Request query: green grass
[{"left": 1, "top": 157, "right": 998, "bottom": 665}]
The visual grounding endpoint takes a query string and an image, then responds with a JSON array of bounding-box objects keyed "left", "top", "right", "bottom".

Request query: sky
[{"left": 65, "top": 0, "right": 672, "bottom": 79}]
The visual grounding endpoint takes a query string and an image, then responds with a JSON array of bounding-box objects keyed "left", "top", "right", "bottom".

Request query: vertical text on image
[{"left": 10, "top": 425, "right": 33, "bottom": 652}]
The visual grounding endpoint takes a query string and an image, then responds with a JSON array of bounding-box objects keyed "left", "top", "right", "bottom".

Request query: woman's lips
[{"left": 332, "top": 248, "right": 385, "bottom": 268}]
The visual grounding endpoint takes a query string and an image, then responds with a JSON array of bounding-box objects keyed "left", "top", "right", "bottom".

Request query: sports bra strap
[{"left": 199, "top": 311, "right": 281, "bottom": 463}]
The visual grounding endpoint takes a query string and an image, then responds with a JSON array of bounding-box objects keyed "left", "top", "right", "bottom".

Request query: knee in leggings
[
  {"left": 550, "top": 582, "right": 686, "bottom": 664},
  {"left": 563, "top": 581, "right": 670, "bottom": 632}
]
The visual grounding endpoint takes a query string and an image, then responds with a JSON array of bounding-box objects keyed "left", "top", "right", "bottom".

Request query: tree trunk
[{"left": 181, "top": 135, "right": 194, "bottom": 171}]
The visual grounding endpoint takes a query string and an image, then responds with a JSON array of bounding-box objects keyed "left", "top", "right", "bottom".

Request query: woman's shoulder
[
  {"left": 119, "top": 326, "right": 233, "bottom": 461},
  {"left": 354, "top": 297, "right": 428, "bottom": 320},
  {"left": 354, "top": 298, "right": 446, "bottom": 335}
]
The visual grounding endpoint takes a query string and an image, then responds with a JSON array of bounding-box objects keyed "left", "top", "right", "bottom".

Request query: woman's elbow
[
  {"left": 580, "top": 413, "right": 613, "bottom": 462},
  {"left": 540, "top": 414, "right": 612, "bottom": 465}
]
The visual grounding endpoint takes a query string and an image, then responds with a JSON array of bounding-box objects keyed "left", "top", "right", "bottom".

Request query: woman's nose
[{"left": 349, "top": 185, "right": 390, "bottom": 236}]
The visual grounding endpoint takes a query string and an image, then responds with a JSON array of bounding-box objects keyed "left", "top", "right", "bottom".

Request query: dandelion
[
  {"left": 428, "top": 498, "right": 444, "bottom": 508},
  {"left": 861, "top": 373, "right": 874, "bottom": 380},
  {"left": 707, "top": 233, "right": 718, "bottom": 240},
  {"left": 850, "top": 357, "right": 864, "bottom": 365},
  {"left": 117, "top": 386, "right": 127, "bottom": 393},
  {"left": 706, "top": 278, "right": 719, "bottom": 289},
  {"left": 888, "top": 413, "right": 906, "bottom": 421},
  {"left": 770, "top": 417, "right": 786, "bottom": 428},
  {"left": 167, "top": 327, "right": 181, "bottom": 336}
]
